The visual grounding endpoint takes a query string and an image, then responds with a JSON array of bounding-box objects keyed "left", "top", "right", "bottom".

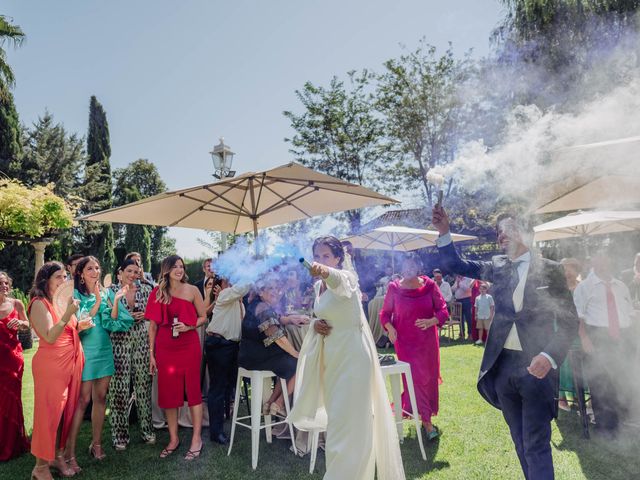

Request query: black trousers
[
  {"left": 458, "top": 297, "right": 472, "bottom": 337},
  {"left": 204, "top": 335, "right": 239, "bottom": 437},
  {"left": 584, "top": 326, "right": 633, "bottom": 432},
  {"left": 494, "top": 350, "right": 555, "bottom": 480}
]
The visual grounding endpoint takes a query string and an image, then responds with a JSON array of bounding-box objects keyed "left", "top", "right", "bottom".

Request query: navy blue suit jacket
[{"left": 438, "top": 241, "right": 579, "bottom": 410}]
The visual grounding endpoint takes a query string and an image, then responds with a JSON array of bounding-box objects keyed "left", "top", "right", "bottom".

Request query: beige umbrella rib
[{"left": 257, "top": 184, "right": 316, "bottom": 218}]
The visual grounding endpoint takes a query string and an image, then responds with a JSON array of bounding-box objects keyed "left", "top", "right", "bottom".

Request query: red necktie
[{"left": 604, "top": 282, "right": 620, "bottom": 340}]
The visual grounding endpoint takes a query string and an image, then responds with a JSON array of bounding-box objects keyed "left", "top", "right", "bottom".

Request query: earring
[{"left": 80, "top": 278, "right": 85, "bottom": 285}]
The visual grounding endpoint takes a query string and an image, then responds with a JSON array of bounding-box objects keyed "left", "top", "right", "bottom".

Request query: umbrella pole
[{"left": 253, "top": 218, "right": 259, "bottom": 257}]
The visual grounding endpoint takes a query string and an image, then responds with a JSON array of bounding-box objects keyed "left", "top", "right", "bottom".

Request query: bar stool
[
  {"left": 306, "top": 360, "right": 426, "bottom": 474},
  {"left": 227, "top": 367, "right": 297, "bottom": 469},
  {"left": 382, "top": 360, "right": 427, "bottom": 460}
]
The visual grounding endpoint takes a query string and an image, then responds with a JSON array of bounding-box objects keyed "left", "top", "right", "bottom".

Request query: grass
[{"left": 3, "top": 341, "right": 639, "bottom": 479}]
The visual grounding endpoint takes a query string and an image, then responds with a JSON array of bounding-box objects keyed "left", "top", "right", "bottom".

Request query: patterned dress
[{"left": 108, "top": 283, "right": 155, "bottom": 446}]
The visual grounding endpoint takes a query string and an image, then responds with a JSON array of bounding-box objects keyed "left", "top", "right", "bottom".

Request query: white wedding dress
[{"left": 289, "top": 267, "right": 405, "bottom": 480}]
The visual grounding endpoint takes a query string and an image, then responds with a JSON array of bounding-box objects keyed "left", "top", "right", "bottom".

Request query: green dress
[{"left": 75, "top": 289, "right": 134, "bottom": 382}]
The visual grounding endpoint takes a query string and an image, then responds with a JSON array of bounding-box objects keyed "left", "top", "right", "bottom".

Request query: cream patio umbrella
[
  {"left": 533, "top": 210, "right": 640, "bottom": 242},
  {"left": 79, "top": 162, "right": 399, "bottom": 239},
  {"left": 342, "top": 225, "right": 477, "bottom": 271},
  {"left": 534, "top": 136, "right": 640, "bottom": 214}
]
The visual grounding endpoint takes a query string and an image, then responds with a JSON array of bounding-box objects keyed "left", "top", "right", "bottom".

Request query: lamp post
[
  {"left": 210, "top": 137, "right": 236, "bottom": 251},
  {"left": 210, "top": 137, "right": 236, "bottom": 179}
]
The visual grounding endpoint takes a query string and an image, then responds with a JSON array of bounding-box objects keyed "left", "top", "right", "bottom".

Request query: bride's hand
[{"left": 314, "top": 319, "right": 332, "bottom": 336}]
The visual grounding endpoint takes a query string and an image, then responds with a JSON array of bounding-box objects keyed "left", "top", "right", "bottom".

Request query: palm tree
[{"left": 0, "top": 15, "right": 25, "bottom": 91}]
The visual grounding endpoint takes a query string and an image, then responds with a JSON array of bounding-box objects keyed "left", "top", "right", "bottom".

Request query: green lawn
[{"left": 3, "top": 342, "right": 639, "bottom": 479}]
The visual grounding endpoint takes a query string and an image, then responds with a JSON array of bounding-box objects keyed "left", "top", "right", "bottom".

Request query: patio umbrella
[
  {"left": 342, "top": 225, "right": 476, "bottom": 270},
  {"left": 534, "top": 136, "right": 640, "bottom": 214},
  {"left": 79, "top": 162, "right": 398, "bottom": 239},
  {"left": 533, "top": 210, "right": 640, "bottom": 242}
]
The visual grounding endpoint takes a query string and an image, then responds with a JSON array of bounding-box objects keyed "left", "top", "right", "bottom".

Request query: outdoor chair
[{"left": 227, "top": 367, "right": 297, "bottom": 469}]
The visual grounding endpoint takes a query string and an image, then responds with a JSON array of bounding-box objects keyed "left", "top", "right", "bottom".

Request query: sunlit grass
[{"left": 4, "top": 342, "right": 638, "bottom": 479}]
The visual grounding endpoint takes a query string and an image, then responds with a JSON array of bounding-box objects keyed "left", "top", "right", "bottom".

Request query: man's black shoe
[{"left": 210, "top": 433, "right": 229, "bottom": 445}]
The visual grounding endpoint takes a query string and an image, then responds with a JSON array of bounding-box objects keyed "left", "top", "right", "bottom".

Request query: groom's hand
[
  {"left": 432, "top": 205, "right": 450, "bottom": 236},
  {"left": 527, "top": 354, "right": 552, "bottom": 379}
]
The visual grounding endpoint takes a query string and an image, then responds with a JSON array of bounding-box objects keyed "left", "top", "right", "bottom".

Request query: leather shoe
[{"left": 210, "top": 433, "right": 228, "bottom": 445}]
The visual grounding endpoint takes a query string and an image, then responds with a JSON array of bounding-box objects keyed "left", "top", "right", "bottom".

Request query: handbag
[
  {"left": 18, "top": 329, "right": 33, "bottom": 350},
  {"left": 378, "top": 353, "right": 396, "bottom": 366}
]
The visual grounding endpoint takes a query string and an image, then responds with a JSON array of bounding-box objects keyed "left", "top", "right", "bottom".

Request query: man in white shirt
[
  {"left": 433, "top": 269, "right": 453, "bottom": 303},
  {"left": 204, "top": 279, "right": 251, "bottom": 445},
  {"left": 573, "top": 251, "right": 635, "bottom": 435},
  {"left": 433, "top": 206, "right": 578, "bottom": 480},
  {"left": 453, "top": 275, "right": 474, "bottom": 339}
]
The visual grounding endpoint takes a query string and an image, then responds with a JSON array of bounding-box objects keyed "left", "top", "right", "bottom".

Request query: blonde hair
[{"left": 156, "top": 255, "right": 188, "bottom": 304}]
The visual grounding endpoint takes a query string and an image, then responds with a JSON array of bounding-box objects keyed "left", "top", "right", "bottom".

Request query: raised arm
[
  {"left": 432, "top": 205, "right": 495, "bottom": 281},
  {"left": 29, "top": 297, "right": 79, "bottom": 345}
]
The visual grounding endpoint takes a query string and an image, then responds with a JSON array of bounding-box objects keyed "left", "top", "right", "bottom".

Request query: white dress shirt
[
  {"left": 206, "top": 283, "right": 251, "bottom": 341},
  {"left": 573, "top": 272, "right": 633, "bottom": 328},
  {"left": 436, "top": 280, "right": 453, "bottom": 303}
]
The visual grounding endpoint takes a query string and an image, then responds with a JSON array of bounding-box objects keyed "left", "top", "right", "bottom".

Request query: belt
[{"left": 206, "top": 332, "right": 239, "bottom": 342}]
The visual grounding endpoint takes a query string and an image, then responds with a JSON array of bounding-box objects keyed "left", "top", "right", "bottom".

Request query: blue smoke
[{"left": 211, "top": 234, "right": 313, "bottom": 286}]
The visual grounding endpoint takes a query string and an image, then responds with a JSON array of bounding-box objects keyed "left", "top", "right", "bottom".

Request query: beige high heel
[
  {"left": 49, "top": 455, "right": 75, "bottom": 477},
  {"left": 89, "top": 442, "right": 107, "bottom": 460},
  {"left": 66, "top": 456, "right": 82, "bottom": 474},
  {"left": 31, "top": 464, "right": 53, "bottom": 480}
]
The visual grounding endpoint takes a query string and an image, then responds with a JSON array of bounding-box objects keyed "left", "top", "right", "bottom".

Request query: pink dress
[{"left": 380, "top": 277, "right": 449, "bottom": 420}]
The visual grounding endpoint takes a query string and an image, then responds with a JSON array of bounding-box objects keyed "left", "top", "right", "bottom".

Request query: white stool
[
  {"left": 381, "top": 360, "right": 427, "bottom": 461},
  {"left": 307, "top": 429, "right": 323, "bottom": 473},
  {"left": 306, "top": 360, "right": 425, "bottom": 474},
  {"left": 227, "top": 368, "right": 297, "bottom": 469}
]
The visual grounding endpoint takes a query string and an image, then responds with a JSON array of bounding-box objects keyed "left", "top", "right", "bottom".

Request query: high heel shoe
[
  {"left": 49, "top": 456, "right": 75, "bottom": 477},
  {"left": 269, "top": 402, "right": 287, "bottom": 418},
  {"left": 31, "top": 464, "right": 54, "bottom": 480},
  {"left": 89, "top": 442, "right": 107, "bottom": 460},
  {"left": 184, "top": 442, "right": 203, "bottom": 461},
  {"left": 66, "top": 457, "right": 82, "bottom": 474}
]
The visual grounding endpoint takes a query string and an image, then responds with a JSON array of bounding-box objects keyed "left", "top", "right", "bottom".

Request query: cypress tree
[{"left": 81, "top": 96, "right": 115, "bottom": 273}]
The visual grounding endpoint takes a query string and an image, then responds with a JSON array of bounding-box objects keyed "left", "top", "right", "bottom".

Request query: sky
[{"left": 4, "top": 0, "right": 504, "bottom": 258}]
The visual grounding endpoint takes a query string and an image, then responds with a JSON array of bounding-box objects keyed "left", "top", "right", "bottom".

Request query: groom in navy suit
[{"left": 432, "top": 206, "right": 578, "bottom": 480}]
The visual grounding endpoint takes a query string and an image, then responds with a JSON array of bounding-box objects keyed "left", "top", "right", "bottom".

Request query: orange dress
[{"left": 28, "top": 298, "right": 84, "bottom": 461}]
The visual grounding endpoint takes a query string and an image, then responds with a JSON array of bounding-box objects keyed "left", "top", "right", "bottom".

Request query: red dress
[
  {"left": 0, "top": 307, "right": 30, "bottom": 461},
  {"left": 380, "top": 277, "right": 449, "bottom": 420},
  {"left": 145, "top": 288, "right": 202, "bottom": 409}
]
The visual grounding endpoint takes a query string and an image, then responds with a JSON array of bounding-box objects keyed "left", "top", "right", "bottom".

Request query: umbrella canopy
[
  {"left": 534, "top": 136, "right": 640, "bottom": 214},
  {"left": 533, "top": 210, "right": 640, "bottom": 241},
  {"left": 535, "top": 175, "right": 640, "bottom": 214},
  {"left": 79, "top": 162, "right": 398, "bottom": 237},
  {"left": 343, "top": 225, "right": 476, "bottom": 251},
  {"left": 342, "top": 225, "right": 476, "bottom": 271}
]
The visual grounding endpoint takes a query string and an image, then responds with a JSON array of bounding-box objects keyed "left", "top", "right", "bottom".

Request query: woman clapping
[
  {"left": 66, "top": 256, "right": 133, "bottom": 470},
  {"left": 28, "top": 262, "right": 84, "bottom": 480},
  {"left": 108, "top": 258, "right": 156, "bottom": 449}
]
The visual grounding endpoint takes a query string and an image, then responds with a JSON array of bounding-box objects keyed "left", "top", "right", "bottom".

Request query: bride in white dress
[{"left": 289, "top": 236, "right": 405, "bottom": 480}]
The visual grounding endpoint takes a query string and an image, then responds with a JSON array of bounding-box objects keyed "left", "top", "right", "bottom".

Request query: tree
[
  {"left": 284, "top": 70, "right": 397, "bottom": 232},
  {"left": 492, "top": 0, "right": 640, "bottom": 107},
  {"left": 112, "top": 158, "right": 168, "bottom": 265},
  {"left": 19, "top": 111, "right": 85, "bottom": 197},
  {"left": 0, "top": 90, "right": 20, "bottom": 172},
  {"left": 0, "top": 179, "right": 75, "bottom": 241},
  {"left": 376, "top": 40, "right": 474, "bottom": 207},
  {"left": 80, "top": 96, "right": 115, "bottom": 273},
  {"left": 0, "top": 15, "right": 25, "bottom": 94}
]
